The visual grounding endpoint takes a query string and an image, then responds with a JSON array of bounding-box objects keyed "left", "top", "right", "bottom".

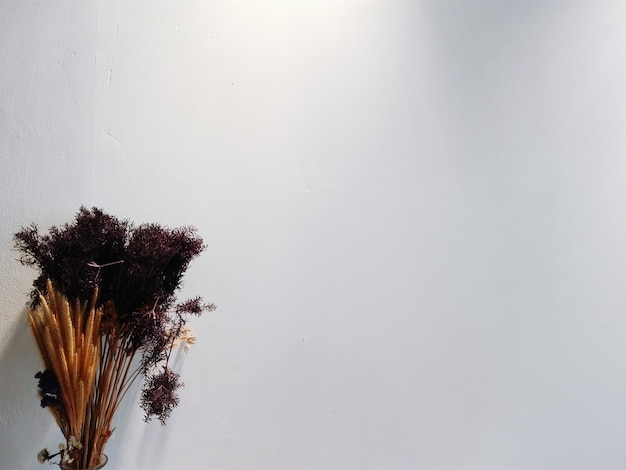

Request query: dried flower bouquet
[{"left": 15, "top": 207, "right": 215, "bottom": 468}]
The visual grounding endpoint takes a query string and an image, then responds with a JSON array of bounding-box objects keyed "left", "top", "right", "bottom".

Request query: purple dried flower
[
  {"left": 140, "top": 368, "right": 183, "bottom": 425},
  {"left": 14, "top": 207, "right": 206, "bottom": 319},
  {"left": 35, "top": 370, "right": 62, "bottom": 408},
  {"left": 176, "top": 297, "right": 217, "bottom": 316},
  {"left": 15, "top": 207, "right": 129, "bottom": 306}
]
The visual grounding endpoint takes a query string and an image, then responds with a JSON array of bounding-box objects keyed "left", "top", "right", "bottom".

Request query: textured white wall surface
[{"left": 3, "top": 1, "right": 626, "bottom": 469}]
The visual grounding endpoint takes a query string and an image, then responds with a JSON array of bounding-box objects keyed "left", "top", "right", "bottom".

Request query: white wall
[{"left": 3, "top": 1, "right": 626, "bottom": 469}]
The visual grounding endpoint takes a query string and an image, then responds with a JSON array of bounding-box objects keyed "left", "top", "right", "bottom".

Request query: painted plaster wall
[{"left": 3, "top": 1, "right": 626, "bottom": 469}]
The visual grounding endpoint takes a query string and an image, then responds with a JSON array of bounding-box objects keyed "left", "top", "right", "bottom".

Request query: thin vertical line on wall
[
  {"left": 89, "top": 0, "right": 99, "bottom": 207},
  {"left": 92, "top": 0, "right": 122, "bottom": 208}
]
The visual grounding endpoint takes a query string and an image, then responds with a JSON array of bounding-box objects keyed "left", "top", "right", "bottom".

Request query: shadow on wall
[
  {"left": 0, "top": 307, "right": 60, "bottom": 467},
  {"left": 128, "top": 347, "right": 193, "bottom": 469}
]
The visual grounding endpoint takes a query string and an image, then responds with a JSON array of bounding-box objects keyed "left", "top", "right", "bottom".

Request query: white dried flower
[
  {"left": 68, "top": 435, "right": 82, "bottom": 450},
  {"left": 37, "top": 448, "right": 49, "bottom": 464},
  {"left": 177, "top": 326, "right": 197, "bottom": 352}
]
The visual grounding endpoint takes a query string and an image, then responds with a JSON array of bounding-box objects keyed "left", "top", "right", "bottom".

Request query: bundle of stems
[
  {"left": 30, "top": 281, "right": 143, "bottom": 468},
  {"left": 83, "top": 303, "right": 144, "bottom": 468}
]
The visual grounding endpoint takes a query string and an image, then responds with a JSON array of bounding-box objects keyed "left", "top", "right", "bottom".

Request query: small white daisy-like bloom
[
  {"left": 68, "top": 435, "right": 82, "bottom": 450},
  {"left": 37, "top": 448, "right": 49, "bottom": 464}
]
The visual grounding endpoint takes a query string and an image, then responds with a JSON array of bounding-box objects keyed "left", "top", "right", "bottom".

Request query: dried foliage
[
  {"left": 139, "top": 368, "right": 183, "bottom": 426},
  {"left": 17, "top": 207, "right": 215, "bottom": 468}
]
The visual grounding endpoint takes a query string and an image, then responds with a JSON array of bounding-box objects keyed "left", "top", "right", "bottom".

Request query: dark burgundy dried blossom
[
  {"left": 35, "top": 369, "right": 63, "bottom": 409},
  {"left": 15, "top": 207, "right": 206, "bottom": 316},
  {"left": 177, "top": 297, "right": 217, "bottom": 316},
  {"left": 15, "top": 208, "right": 129, "bottom": 306},
  {"left": 113, "top": 224, "right": 204, "bottom": 318},
  {"left": 140, "top": 368, "right": 183, "bottom": 425}
]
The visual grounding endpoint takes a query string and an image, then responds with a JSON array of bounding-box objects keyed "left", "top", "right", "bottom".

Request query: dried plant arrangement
[{"left": 15, "top": 207, "right": 215, "bottom": 468}]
